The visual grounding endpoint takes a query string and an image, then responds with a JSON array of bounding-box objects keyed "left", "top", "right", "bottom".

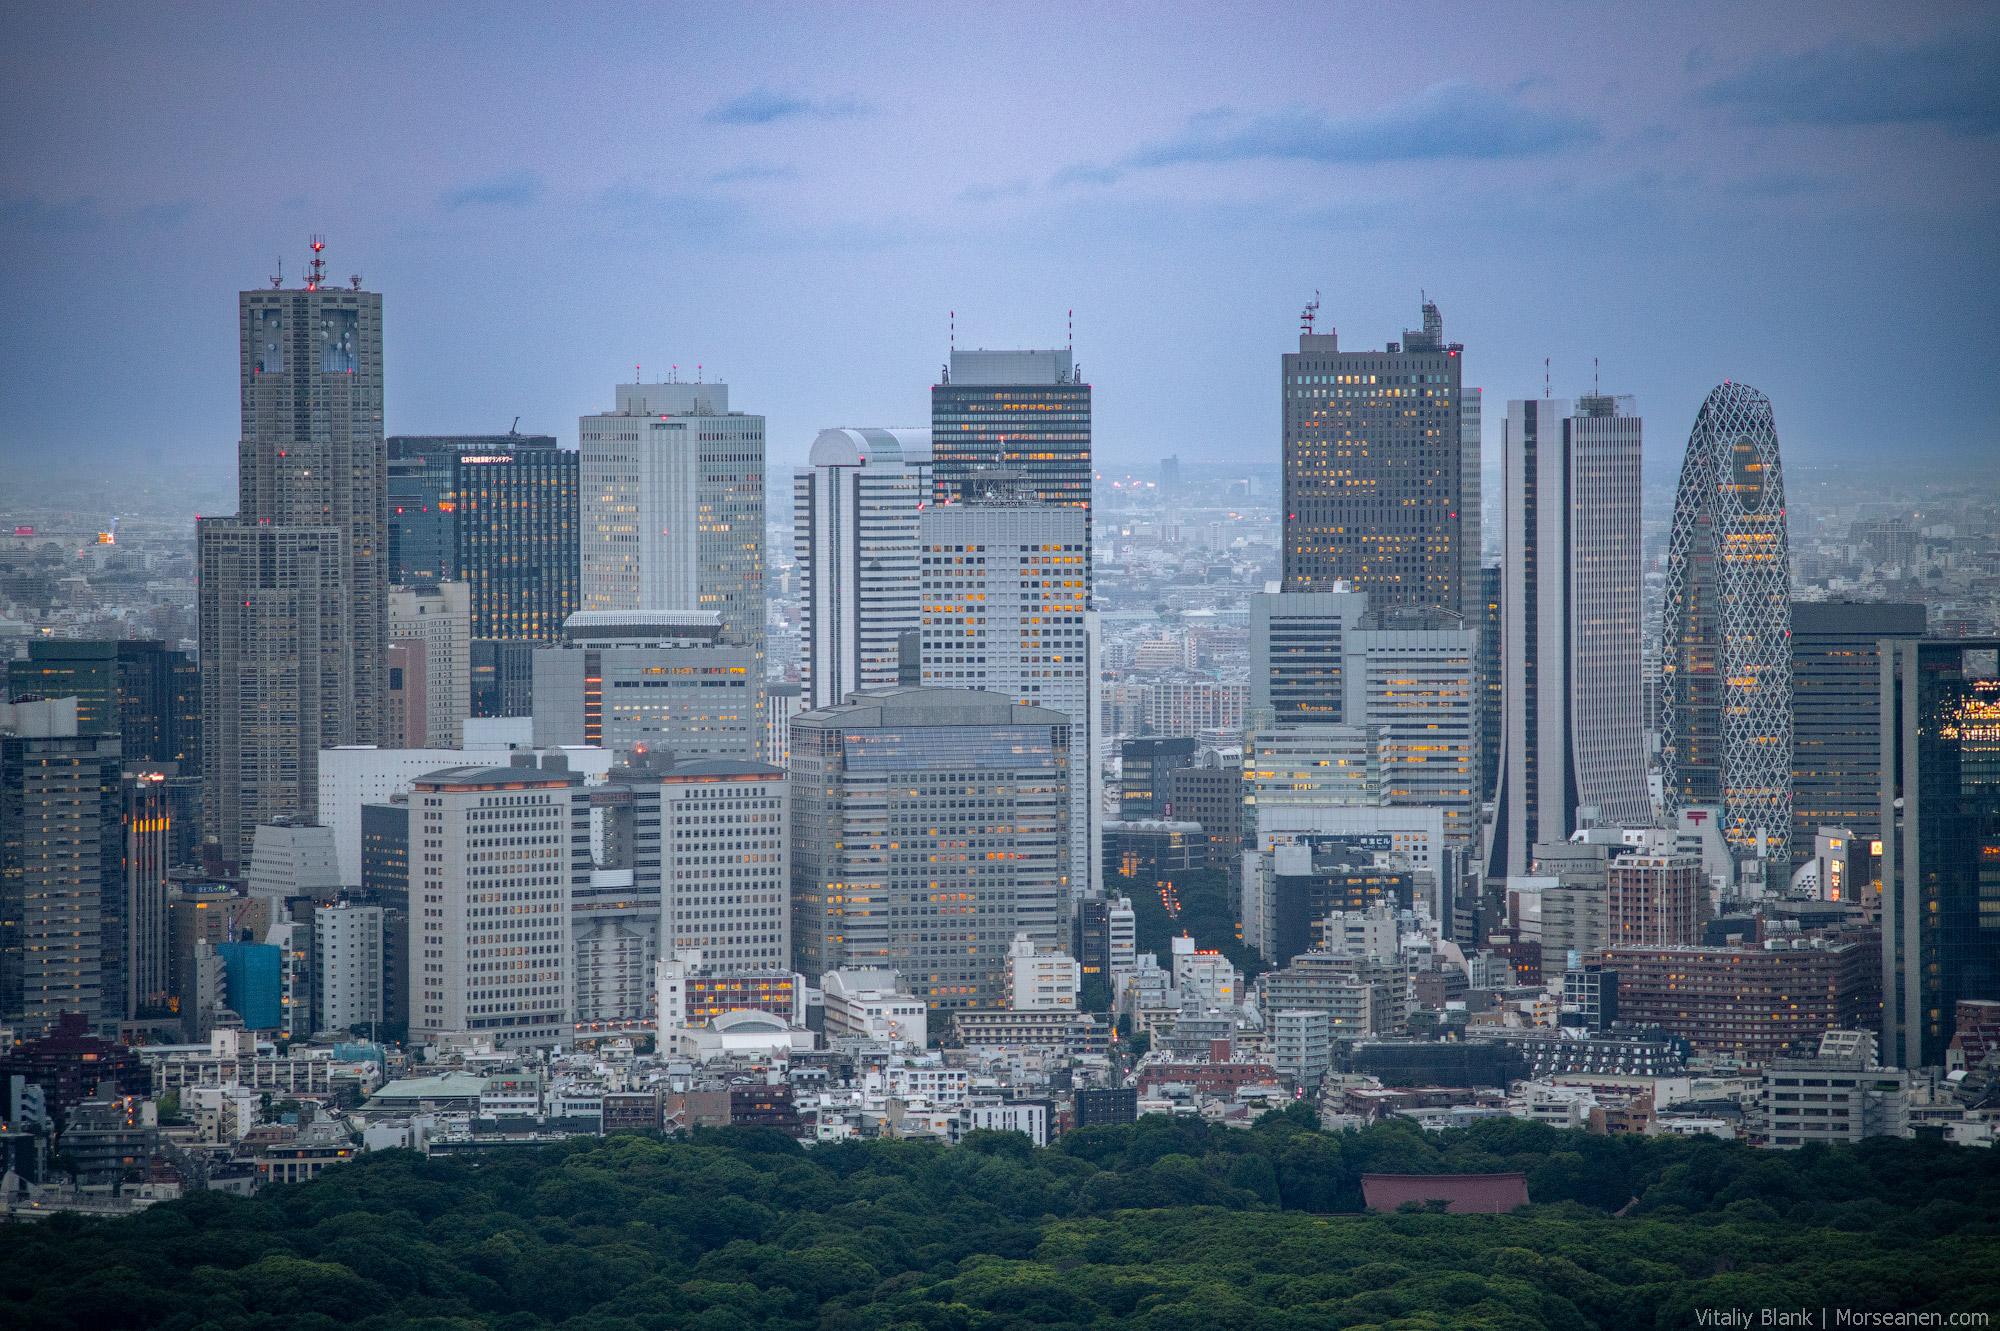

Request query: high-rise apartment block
[
  {"left": 1488, "top": 396, "right": 1651, "bottom": 879},
  {"left": 1605, "top": 852, "right": 1702, "bottom": 947},
  {"left": 790, "top": 688, "right": 1072, "bottom": 1010},
  {"left": 200, "top": 264, "right": 387, "bottom": 871},
  {"left": 1790, "top": 600, "right": 1926, "bottom": 864},
  {"left": 1661, "top": 383, "right": 1793, "bottom": 863},
  {"left": 795, "top": 428, "right": 931, "bottom": 709},
  {"left": 579, "top": 382, "right": 764, "bottom": 723},
  {"left": 388, "top": 433, "right": 579, "bottom": 641},
  {"left": 1610, "top": 940, "right": 1876, "bottom": 1064},
  {"left": 919, "top": 493, "right": 1099, "bottom": 895},
  {"left": 1881, "top": 639, "right": 2000, "bottom": 1068},
  {"left": 1281, "top": 298, "right": 1472, "bottom": 617},
  {"left": 409, "top": 757, "right": 591, "bottom": 1049},
  {"left": 0, "top": 698, "right": 123, "bottom": 1038},
  {"left": 389, "top": 582, "right": 471, "bottom": 749}
]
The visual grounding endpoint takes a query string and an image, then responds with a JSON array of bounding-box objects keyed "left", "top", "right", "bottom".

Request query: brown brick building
[
  {"left": 1607, "top": 940, "right": 1877, "bottom": 1064},
  {"left": 1606, "top": 853, "right": 1702, "bottom": 947}
]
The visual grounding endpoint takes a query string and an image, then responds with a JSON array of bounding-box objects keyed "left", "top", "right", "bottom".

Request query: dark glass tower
[
  {"left": 8, "top": 639, "right": 199, "bottom": 771},
  {"left": 1282, "top": 298, "right": 1469, "bottom": 615},
  {"left": 387, "top": 433, "right": 577, "bottom": 642},
  {"left": 1881, "top": 638, "right": 2000, "bottom": 1067},
  {"left": 451, "top": 446, "right": 579, "bottom": 642},
  {"left": 1791, "top": 600, "right": 1926, "bottom": 863},
  {"left": 931, "top": 349, "right": 1091, "bottom": 582}
]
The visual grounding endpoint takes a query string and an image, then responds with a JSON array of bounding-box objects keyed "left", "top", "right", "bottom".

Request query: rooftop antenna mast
[
  {"left": 1544, "top": 358, "right": 1551, "bottom": 399},
  {"left": 1594, "top": 357, "right": 1599, "bottom": 396},
  {"left": 307, "top": 235, "right": 326, "bottom": 291},
  {"left": 1301, "top": 289, "right": 1320, "bottom": 334},
  {"left": 270, "top": 258, "right": 283, "bottom": 290}
]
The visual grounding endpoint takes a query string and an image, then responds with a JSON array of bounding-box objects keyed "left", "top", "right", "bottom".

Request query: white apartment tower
[
  {"left": 1488, "top": 396, "right": 1651, "bottom": 879},
  {"left": 409, "top": 757, "right": 592, "bottom": 1049},
  {"left": 580, "top": 381, "right": 765, "bottom": 723},
  {"left": 795, "top": 428, "right": 932, "bottom": 709},
  {"left": 918, "top": 490, "right": 1101, "bottom": 897}
]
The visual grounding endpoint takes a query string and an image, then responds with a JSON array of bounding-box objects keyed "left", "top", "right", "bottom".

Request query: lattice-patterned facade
[{"left": 1661, "top": 383, "right": 1792, "bottom": 861}]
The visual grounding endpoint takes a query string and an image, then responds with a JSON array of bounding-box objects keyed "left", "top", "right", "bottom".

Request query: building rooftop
[{"left": 795, "top": 686, "right": 1072, "bottom": 728}]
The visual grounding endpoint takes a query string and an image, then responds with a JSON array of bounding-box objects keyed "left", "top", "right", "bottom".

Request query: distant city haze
[{"left": 2, "top": 5, "right": 1995, "bottom": 479}]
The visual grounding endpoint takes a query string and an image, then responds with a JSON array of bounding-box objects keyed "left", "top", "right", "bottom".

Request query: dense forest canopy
[{"left": 5, "top": 1111, "right": 1999, "bottom": 1330}]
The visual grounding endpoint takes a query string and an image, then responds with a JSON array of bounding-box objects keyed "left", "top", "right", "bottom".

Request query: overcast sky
[{"left": 3, "top": 2, "right": 1996, "bottom": 484}]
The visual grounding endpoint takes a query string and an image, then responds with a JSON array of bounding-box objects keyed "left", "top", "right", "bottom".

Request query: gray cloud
[
  {"left": 1701, "top": 29, "right": 2000, "bottom": 133},
  {"left": 3, "top": 194, "right": 190, "bottom": 234},
  {"left": 707, "top": 163, "right": 797, "bottom": 184},
  {"left": 704, "top": 86, "right": 863, "bottom": 125},
  {"left": 441, "top": 169, "right": 542, "bottom": 209},
  {"left": 1103, "top": 81, "right": 1600, "bottom": 178}
]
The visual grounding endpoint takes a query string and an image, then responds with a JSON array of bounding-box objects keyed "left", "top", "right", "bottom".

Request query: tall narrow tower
[
  {"left": 1487, "top": 395, "right": 1651, "bottom": 879},
  {"left": 1661, "top": 382, "right": 1792, "bottom": 864},
  {"left": 199, "top": 248, "right": 386, "bottom": 871},
  {"left": 794, "top": 428, "right": 931, "bottom": 709}
]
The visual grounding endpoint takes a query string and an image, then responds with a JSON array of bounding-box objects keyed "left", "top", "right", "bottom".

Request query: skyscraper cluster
[{"left": 8, "top": 245, "right": 1993, "bottom": 1099}]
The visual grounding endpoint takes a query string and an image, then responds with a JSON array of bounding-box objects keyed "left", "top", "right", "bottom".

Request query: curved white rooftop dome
[{"left": 809, "top": 427, "right": 932, "bottom": 468}]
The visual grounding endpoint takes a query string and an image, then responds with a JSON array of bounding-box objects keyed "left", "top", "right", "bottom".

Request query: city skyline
[{"left": 4, "top": 5, "right": 1996, "bottom": 484}]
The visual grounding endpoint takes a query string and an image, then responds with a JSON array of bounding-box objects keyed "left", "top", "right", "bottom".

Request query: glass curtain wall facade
[
  {"left": 1881, "top": 639, "right": 2000, "bottom": 1069},
  {"left": 789, "top": 688, "right": 1071, "bottom": 1009},
  {"left": 931, "top": 349, "right": 1091, "bottom": 590},
  {"left": 1661, "top": 383, "right": 1792, "bottom": 861},
  {"left": 1790, "top": 600, "right": 1927, "bottom": 864}
]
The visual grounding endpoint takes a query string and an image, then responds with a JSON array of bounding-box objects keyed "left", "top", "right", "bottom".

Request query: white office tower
[
  {"left": 315, "top": 901, "right": 384, "bottom": 1035},
  {"left": 662, "top": 760, "right": 790, "bottom": 966},
  {"left": 389, "top": 581, "right": 472, "bottom": 748},
  {"left": 580, "top": 381, "right": 765, "bottom": 724},
  {"left": 1487, "top": 397, "right": 1651, "bottom": 879},
  {"left": 409, "top": 756, "right": 592, "bottom": 1050},
  {"left": 795, "top": 428, "right": 932, "bottom": 709},
  {"left": 919, "top": 488, "right": 1101, "bottom": 899},
  {"left": 246, "top": 820, "right": 343, "bottom": 903}
]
